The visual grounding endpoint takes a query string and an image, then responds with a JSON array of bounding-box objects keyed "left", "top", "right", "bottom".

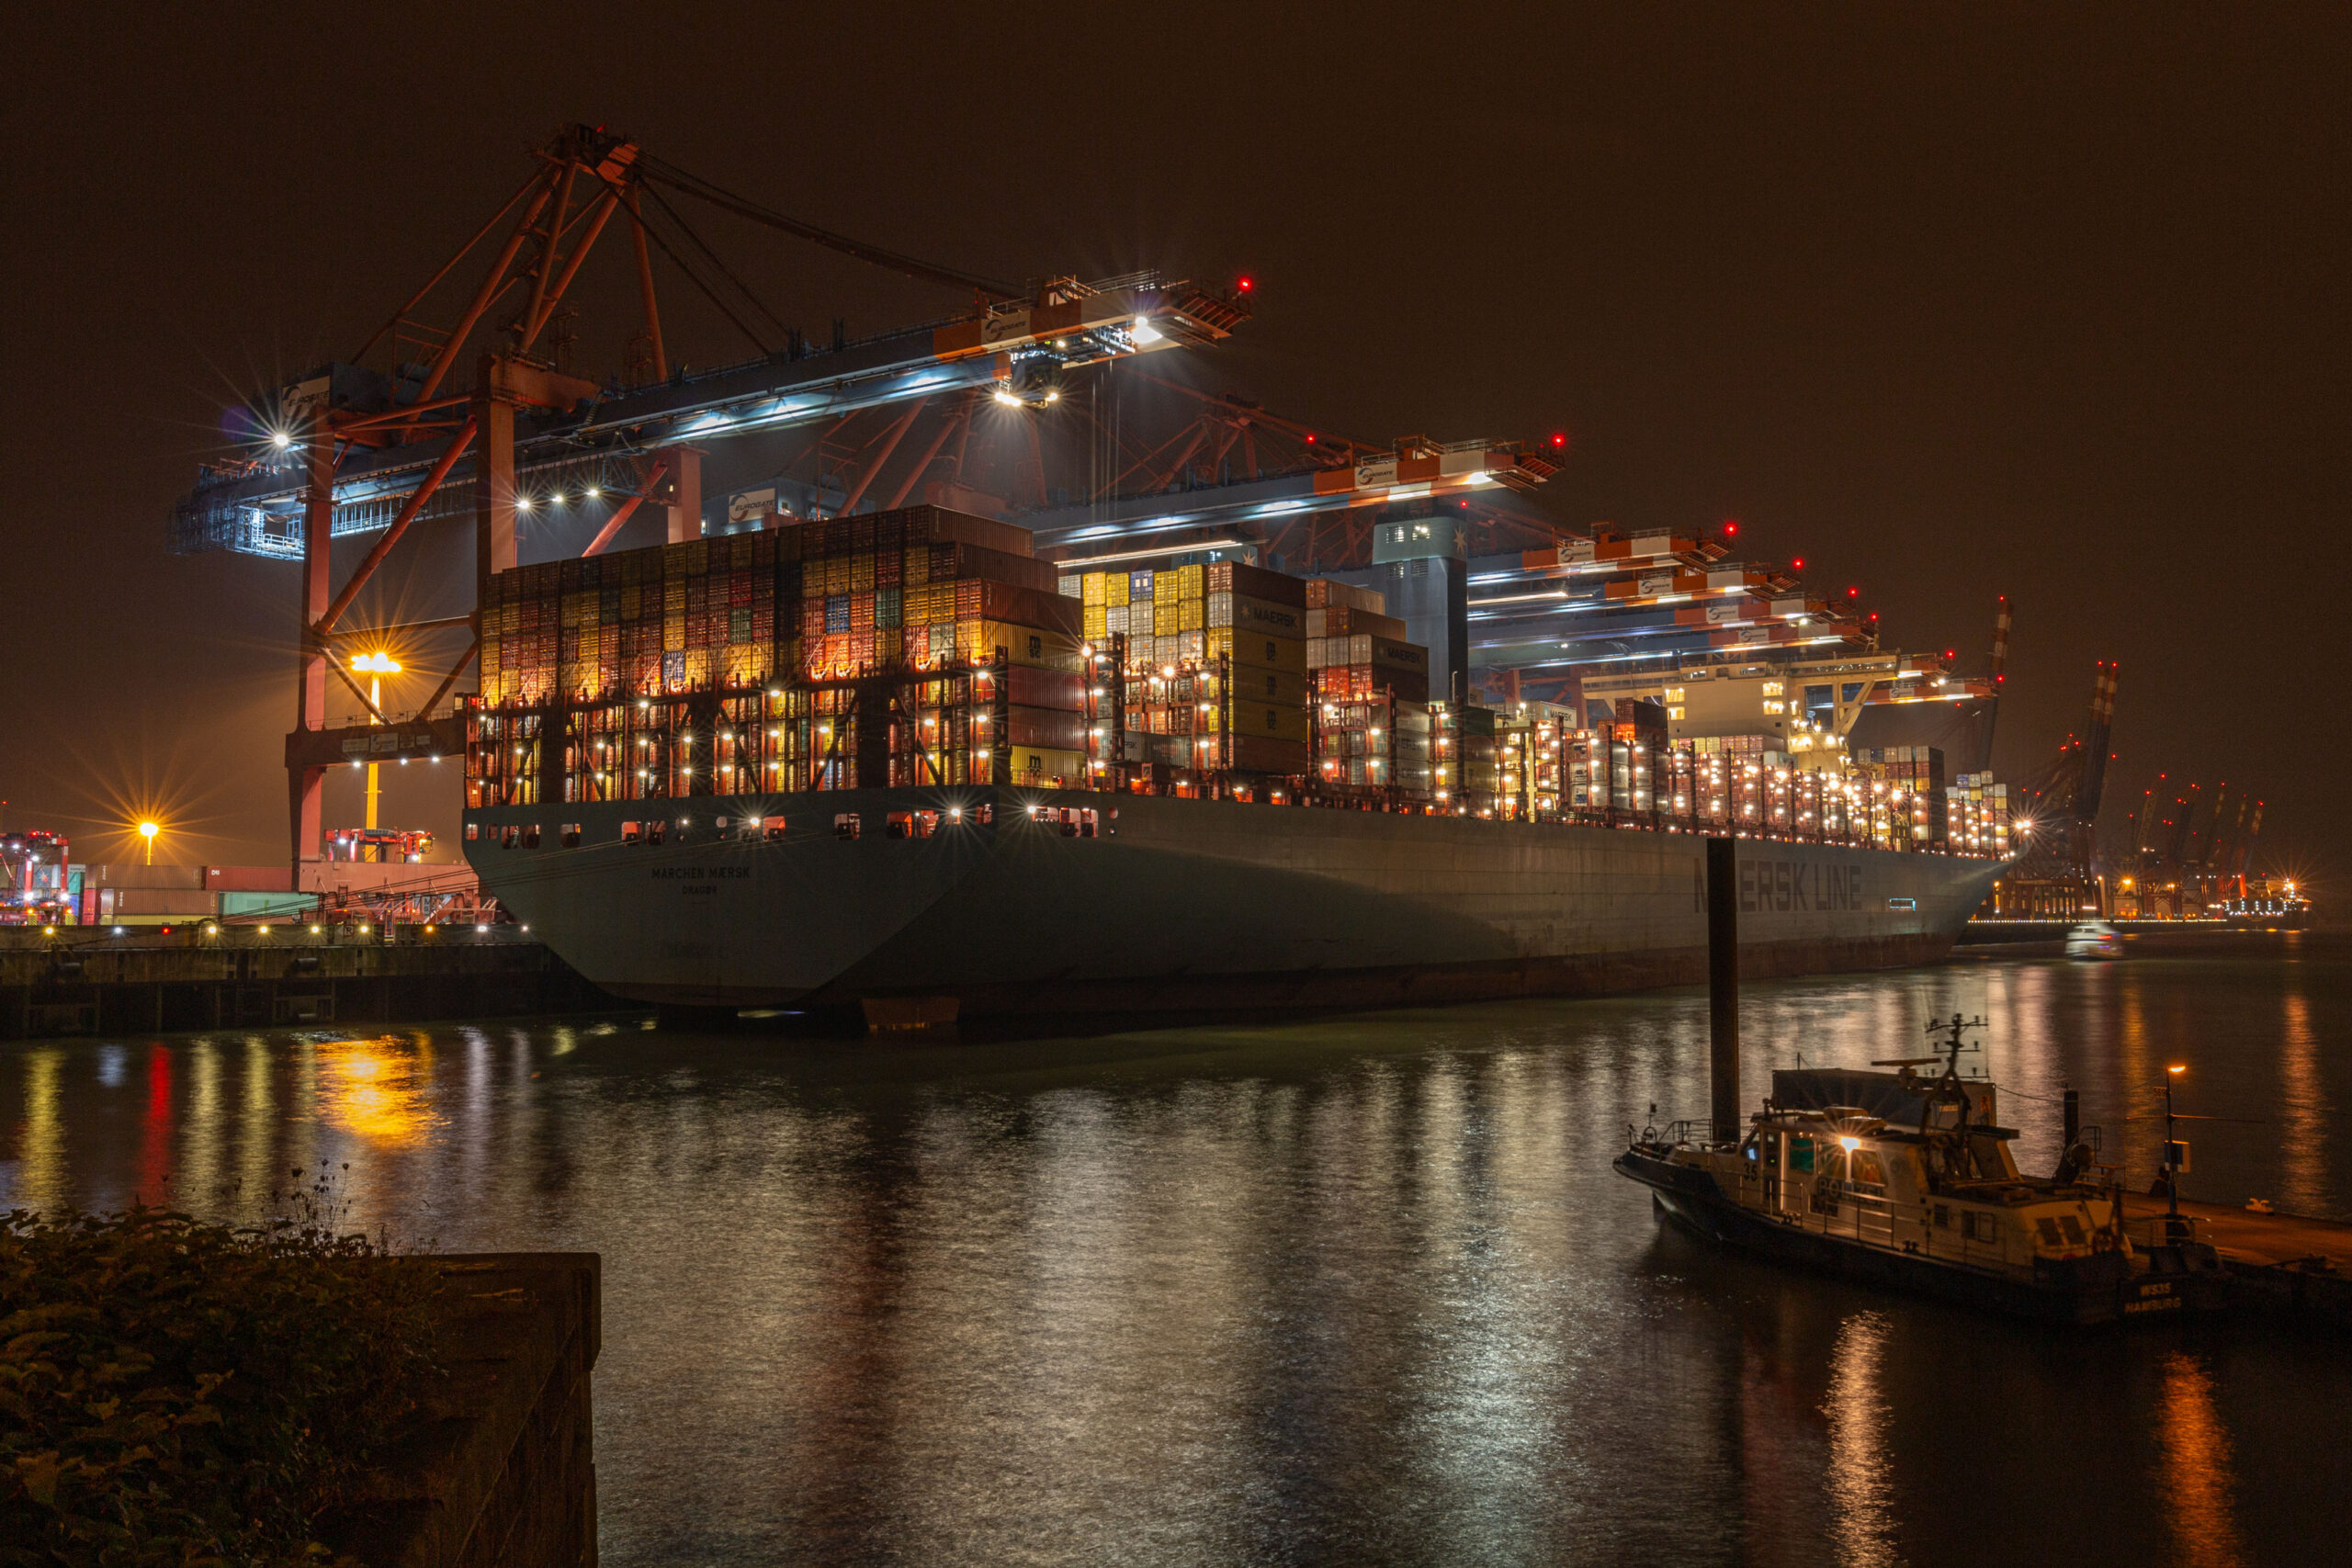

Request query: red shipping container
[
  {"left": 1006, "top": 666, "right": 1085, "bottom": 709},
  {"left": 1006, "top": 705, "right": 1087, "bottom": 750}
]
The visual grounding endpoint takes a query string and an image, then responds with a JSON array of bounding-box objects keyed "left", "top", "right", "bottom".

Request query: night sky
[{"left": 6, "top": 6, "right": 2346, "bottom": 895}]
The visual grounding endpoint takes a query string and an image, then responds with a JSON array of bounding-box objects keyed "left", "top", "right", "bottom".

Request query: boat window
[
  {"left": 520, "top": 824, "right": 540, "bottom": 849},
  {"left": 763, "top": 816, "right": 788, "bottom": 841},
  {"left": 465, "top": 823, "right": 480, "bottom": 842},
  {"left": 1848, "top": 1152, "right": 1886, "bottom": 1191},
  {"left": 2035, "top": 1217, "right": 2064, "bottom": 1248},
  {"left": 1762, "top": 1136, "right": 1781, "bottom": 1167},
  {"left": 646, "top": 819, "right": 665, "bottom": 846},
  {"left": 622, "top": 821, "right": 641, "bottom": 844},
  {"left": 2059, "top": 1213, "right": 2087, "bottom": 1247},
  {"left": 560, "top": 824, "right": 581, "bottom": 848},
  {"left": 1789, "top": 1136, "right": 1815, "bottom": 1174},
  {"left": 834, "top": 813, "right": 861, "bottom": 840},
  {"left": 1932, "top": 1203, "right": 1951, "bottom": 1229},
  {"left": 500, "top": 826, "right": 516, "bottom": 850}
]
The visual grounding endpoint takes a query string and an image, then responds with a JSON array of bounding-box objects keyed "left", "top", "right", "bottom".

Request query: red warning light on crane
[
  {"left": 1792, "top": 558, "right": 1805, "bottom": 569},
  {"left": 1847, "top": 587, "right": 1860, "bottom": 598},
  {"left": 1723, "top": 520, "right": 1739, "bottom": 536},
  {"left": 1237, "top": 276, "right": 1254, "bottom": 293},
  {"left": 1551, "top": 433, "right": 1567, "bottom": 447}
]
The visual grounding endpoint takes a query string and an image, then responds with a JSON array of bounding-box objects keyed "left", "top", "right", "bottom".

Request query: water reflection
[
  {"left": 2156, "top": 1349, "right": 2246, "bottom": 1568},
  {"left": 314, "top": 1035, "right": 439, "bottom": 1146},
  {"left": 2277, "top": 984, "right": 2324, "bottom": 1213},
  {"left": 1822, "top": 1312, "right": 1897, "bottom": 1567},
  {"left": 1, "top": 947, "right": 2346, "bottom": 1565}
]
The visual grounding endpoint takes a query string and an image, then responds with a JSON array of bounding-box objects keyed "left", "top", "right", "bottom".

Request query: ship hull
[{"left": 464, "top": 785, "right": 2003, "bottom": 1019}]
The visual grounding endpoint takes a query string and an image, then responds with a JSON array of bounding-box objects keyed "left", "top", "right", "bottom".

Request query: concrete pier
[
  {"left": 2121, "top": 1193, "right": 2352, "bottom": 1326},
  {"left": 0, "top": 930, "right": 619, "bottom": 1039}
]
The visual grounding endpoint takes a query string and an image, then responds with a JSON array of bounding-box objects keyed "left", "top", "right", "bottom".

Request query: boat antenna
[{"left": 1924, "top": 1013, "right": 1985, "bottom": 1080}]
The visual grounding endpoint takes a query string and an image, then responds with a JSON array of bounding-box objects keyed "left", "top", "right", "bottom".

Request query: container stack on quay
[{"left": 466, "top": 505, "right": 1091, "bottom": 811}]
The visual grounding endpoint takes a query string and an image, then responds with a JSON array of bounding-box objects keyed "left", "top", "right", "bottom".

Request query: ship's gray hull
[{"left": 464, "top": 787, "right": 2002, "bottom": 1017}]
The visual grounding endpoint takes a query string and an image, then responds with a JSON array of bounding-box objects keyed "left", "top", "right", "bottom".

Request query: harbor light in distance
[{"left": 138, "top": 820, "right": 159, "bottom": 865}]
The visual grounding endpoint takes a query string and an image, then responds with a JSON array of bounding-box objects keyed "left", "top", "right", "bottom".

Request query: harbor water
[{"left": 5, "top": 936, "right": 2346, "bottom": 1565}]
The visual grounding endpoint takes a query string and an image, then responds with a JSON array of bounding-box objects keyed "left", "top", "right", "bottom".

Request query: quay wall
[
  {"left": 0, "top": 933, "right": 620, "bottom": 1039},
  {"left": 319, "top": 1253, "right": 603, "bottom": 1567}
]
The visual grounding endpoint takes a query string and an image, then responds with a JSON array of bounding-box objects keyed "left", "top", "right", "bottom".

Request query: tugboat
[{"left": 1615, "top": 1015, "right": 2229, "bottom": 1324}]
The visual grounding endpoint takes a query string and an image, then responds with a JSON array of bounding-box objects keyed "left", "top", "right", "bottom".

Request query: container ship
[{"left": 460, "top": 503, "right": 2007, "bottom": 1021}]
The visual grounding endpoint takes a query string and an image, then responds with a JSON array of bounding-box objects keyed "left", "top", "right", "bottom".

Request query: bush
[{"left": 1, "top": 1193, "right": 441, "bottom": 1566}]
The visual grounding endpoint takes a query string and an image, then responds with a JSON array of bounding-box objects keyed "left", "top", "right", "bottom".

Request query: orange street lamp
[{"left": 138, "top": 820, "right": 160, "bottom": 865}]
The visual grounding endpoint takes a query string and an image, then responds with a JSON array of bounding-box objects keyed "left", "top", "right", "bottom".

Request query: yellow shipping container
[
  {"left": 1206, "top": 626, "right": 1306, "bottom": 674},
  {"left": 962, "top": 619, "right": 1084, "bottom": 671},
  {"left": 1201, "top": 703, "right": 1311, "bottom": 744},
  {"left": 905, "top": 547, "right": 930, "bottom": 586},
  {"left": 1154, "top": 563, "right": 1205, "bottom": 603},
  {"left": 1081, "top": 570, "right": 1108, "bottom": 606},
  {"left": 851, "top": 554, "right": 876, "bottom": 591},
  {"left": 1179, "top": 599, "right": 1204, "bottom": 632},
  {"left": 1103, "top": 571, "right": 1130, "bottom": 607},
  {"left": 1211, "top": 666, "right": 1312, "bottom": 707},
  {"left": 723, "top": 643, "right": 767, "bottom": 688},
  {"left": 999, "top": 745, "right": 1087, "bottom": 784},
  {"left": 1154, "top": 601, "right": 1179, "bottom": 636},
  {"left": 620, "top": 583, "right": 641, "bottom": 619},
  {"left": 683, "top": 649, "right": 713, "bottom": 687},
  {"left": 664, "top": 614, "right": 685, "bottom": 653},
  {"left": 1082, "top": 604, "right": 1108, "bottom": 638}
]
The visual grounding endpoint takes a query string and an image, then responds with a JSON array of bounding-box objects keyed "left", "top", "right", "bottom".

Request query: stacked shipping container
[
  {"left": 466, "top": 505, "right": 1090, "bottom": 804},
  {"left": 1071, "top": 559, "right": 1314, "bottom": 778}
]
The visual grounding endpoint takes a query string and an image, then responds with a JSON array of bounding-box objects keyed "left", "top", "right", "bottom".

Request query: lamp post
[
  {"left": 351, "top": 653, "right": 401, "bottom": 852},
  {"left": 138, "top": 820, "right": 159, "bottom": 866},
  {"left": 2163, "top": 1064, "right": 2188, "bottom": 1238}
]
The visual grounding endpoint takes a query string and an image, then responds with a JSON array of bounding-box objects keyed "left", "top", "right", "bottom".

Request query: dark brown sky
[{"left": 5, "top": 4, "right": 2346, "bottom": 891}]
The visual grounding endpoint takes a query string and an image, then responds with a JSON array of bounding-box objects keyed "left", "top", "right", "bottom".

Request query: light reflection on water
[{"left": 2, "top": 945, "right": 2347, "bottom": 1565}]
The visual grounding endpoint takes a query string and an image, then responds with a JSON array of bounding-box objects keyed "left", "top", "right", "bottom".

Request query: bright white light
[
  {"left": 1132, "top": 315, "right": 1163, "bottom": 344},
  {"left": 993, "top": 389, "right": 1022, "bottom": 406},
  {"left": 516, "top": 495, "right": 535, "bottom": 510},
  {"left": 1044, "top": 390, "right": 1060, "bottom": 403},
  {"left": 271, "top": 431, "right": 293, "bottom": 449},
  {"left": 586, "top": 486, "right": 601, "bottom": 499}
]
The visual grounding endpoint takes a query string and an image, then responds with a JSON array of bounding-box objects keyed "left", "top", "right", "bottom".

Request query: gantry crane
[{"left": 166, "top": 124, "right": 1250, "bottom": 874}]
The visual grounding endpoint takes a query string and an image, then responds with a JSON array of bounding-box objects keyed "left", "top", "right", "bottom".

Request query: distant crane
[{"left": 2004, "top": 660, "right": 2119, "bottom": 915}]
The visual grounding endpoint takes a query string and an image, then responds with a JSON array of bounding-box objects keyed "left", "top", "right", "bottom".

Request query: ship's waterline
[{"left": 466, "top": 787, "right": 2003, "bottom": 1013}]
